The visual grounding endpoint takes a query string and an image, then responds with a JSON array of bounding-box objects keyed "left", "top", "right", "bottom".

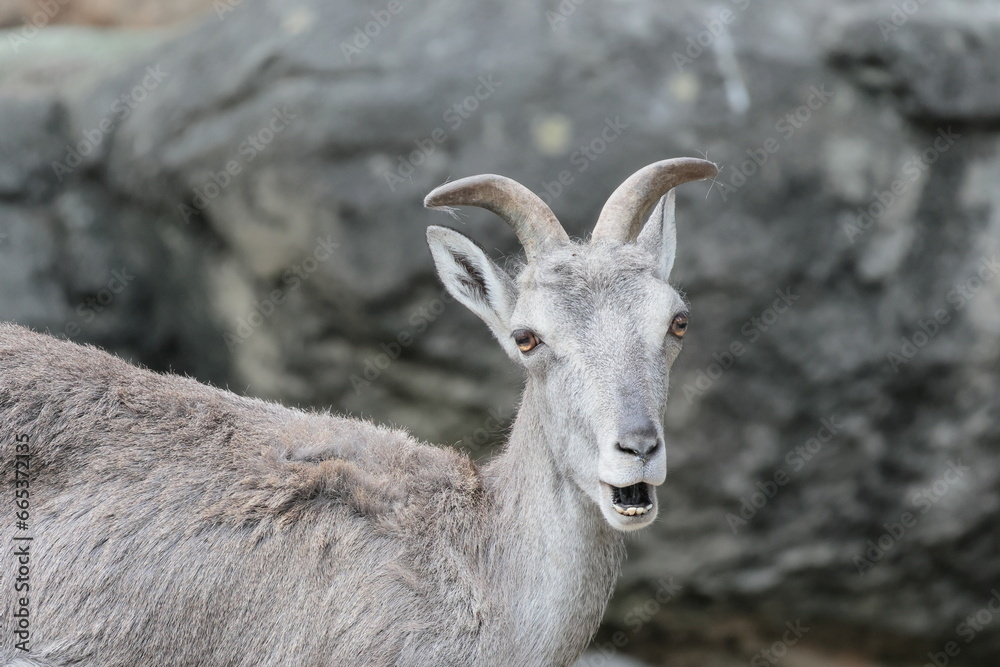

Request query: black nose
[{"left": 615, "top": 419, "right": 661, "bottom": 458}]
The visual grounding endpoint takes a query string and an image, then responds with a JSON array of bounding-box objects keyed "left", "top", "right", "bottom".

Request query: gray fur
[{"left": 0, "top": 170, "right": 700, "bottom": 666}]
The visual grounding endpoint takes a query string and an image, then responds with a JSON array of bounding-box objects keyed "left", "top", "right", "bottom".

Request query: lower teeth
[{"left": 613, "top": 503, "right": 654, "bottom": 516}]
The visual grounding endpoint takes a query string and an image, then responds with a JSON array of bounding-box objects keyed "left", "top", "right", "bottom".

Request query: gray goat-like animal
[{"left": 0, "top": 157, "right": 717, "bottom": 666}]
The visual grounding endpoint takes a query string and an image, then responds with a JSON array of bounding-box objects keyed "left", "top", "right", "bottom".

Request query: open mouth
[{"left": 611, "top": 482, "right": 653, "bottom": 516}]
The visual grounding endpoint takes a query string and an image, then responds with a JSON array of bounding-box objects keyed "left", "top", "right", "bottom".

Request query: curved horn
[
  {"left": 424, "top": 175, "right": 568, "bottom": 260},
  {"left": 591, "top": 158, "right": 718, "bottom": 243}
]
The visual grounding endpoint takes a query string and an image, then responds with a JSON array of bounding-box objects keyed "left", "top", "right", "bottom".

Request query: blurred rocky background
[{"left": 2, "top": 0, "right": 999, "bottom": 664}]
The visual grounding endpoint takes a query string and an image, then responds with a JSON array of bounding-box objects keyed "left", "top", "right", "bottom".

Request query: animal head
[{"left": 424, "top": 158, "right": 717, "bottom": 531}]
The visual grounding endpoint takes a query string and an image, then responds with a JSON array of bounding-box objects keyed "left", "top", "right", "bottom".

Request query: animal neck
[{"left": 480, "top": 381, "right": 624, "bottom": 662}]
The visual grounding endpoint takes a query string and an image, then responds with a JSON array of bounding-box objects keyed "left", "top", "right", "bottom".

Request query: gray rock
[
  {"left": 828, "top": 7, "right": 1000, "bottom": 125},
  {"left": 0, "top": 95, "right": 66, "bottom": 200}
]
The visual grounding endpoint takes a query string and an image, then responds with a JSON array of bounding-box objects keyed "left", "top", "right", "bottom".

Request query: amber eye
[
  {"left": 513, "top": 329, "right": 542, "bottom": 353},
  {"left": 669, "top": 313, "right": 689, "bottom": 338}
]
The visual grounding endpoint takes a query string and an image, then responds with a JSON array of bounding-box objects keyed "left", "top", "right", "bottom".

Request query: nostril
[
  {"left": 616, "top": 436, "right": 661, "bottom": 458},
  {"left": 616, "top": 416, "right": 662, "bottom": 458}
]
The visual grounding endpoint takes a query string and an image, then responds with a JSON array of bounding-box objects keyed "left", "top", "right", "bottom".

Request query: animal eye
[
  {"left": 513, "top": 329, "right": 542, "bottom": 353},
  {"left": 669, "top": 313, "right": 689, "bottom": 338}
]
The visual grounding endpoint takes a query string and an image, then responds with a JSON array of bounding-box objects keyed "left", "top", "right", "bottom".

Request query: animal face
[
  {"left": 424, "top": 158, "right": 716, "bottom": 531},
  {"left": 426, "top": 196, "right": 689, "bottom": 531},
  {"left": 506, "top": 242, "right": 685, "bottom": 530}
]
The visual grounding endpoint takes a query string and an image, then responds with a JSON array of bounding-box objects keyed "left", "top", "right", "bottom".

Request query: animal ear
[
  {"left": 636, "top": 190, "right": 677, "bottom": 281},
  {"left": 426, "top": 225, "right": 519, "bottom": 357}
]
